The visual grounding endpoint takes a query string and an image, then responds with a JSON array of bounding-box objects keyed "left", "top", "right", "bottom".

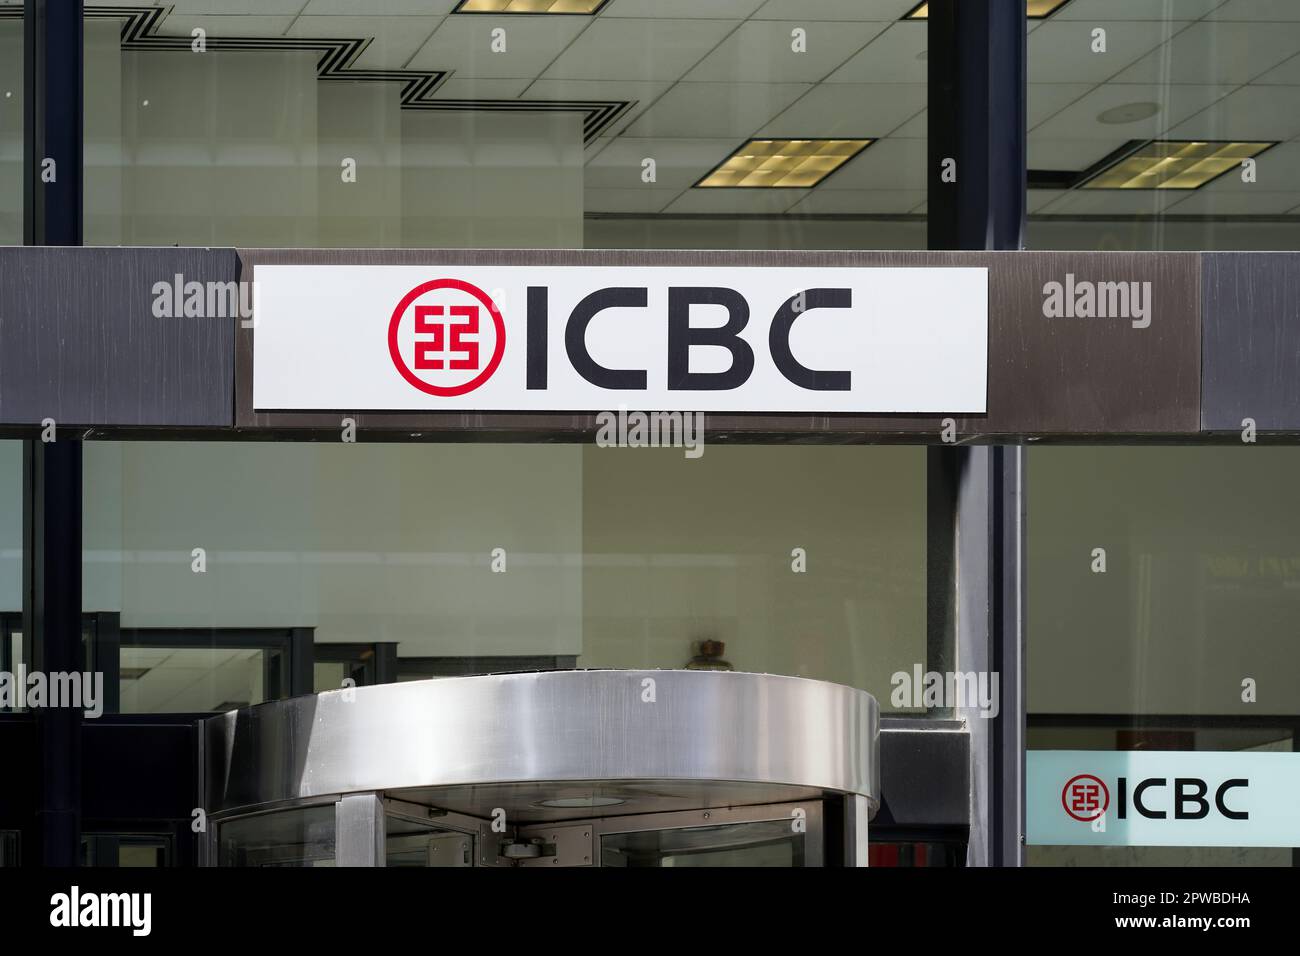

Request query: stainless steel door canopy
[{"left": 203, "top": 669, "right": 880, "bottom": 820}]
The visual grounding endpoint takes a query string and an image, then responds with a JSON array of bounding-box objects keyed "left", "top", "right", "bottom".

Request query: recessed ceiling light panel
[
  {"left": 907, "top": 0, "right": 1071, "bottom": 19},
  {"left": 455, "top": 0, "right": 609, "bottom": 13},
  {"left": 696, "top": 139, "right": 873, "bottom": 189},
  {"left": 1082, "top": 140, "right": 1276, "bottom": 190}
]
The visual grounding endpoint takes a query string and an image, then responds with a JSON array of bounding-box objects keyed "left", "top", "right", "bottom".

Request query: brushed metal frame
[{"left": 203, "top": 669, "right": 879, "bottom": 819}]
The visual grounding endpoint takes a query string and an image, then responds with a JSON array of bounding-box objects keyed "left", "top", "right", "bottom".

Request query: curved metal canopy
[{"left": 203, "top": 669, "right": 880, "bottom": 820}]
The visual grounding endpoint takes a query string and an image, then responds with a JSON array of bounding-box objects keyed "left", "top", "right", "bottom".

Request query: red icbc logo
[
  {"left": 388, "top": 279, "right": 505, "bottom": 397},
  {"left": 1062, "top": 773, "right": 1110, "bottom": 822}
]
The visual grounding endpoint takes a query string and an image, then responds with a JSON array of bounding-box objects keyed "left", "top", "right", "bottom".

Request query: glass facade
[
  {"left": 0, "top": 442, "right": 22, "bottom": 713},
  {"left": 1028, "top": 1, "right": 1300, "bottom": 249},
  {"left": 79, "top": 1, "right": 928, "bottom": 250},
  {"left": 0, "top": 6, "right": 18, "bottom": 245},
  {"left": 83, "top": 441, "right": 930, "bottom": 714},
  {"left": 1027, "top": 447, "right": 1300, "bottom": 867},
  {"left": 0, "top": 0, "right": 1297, "bottom": 879}
]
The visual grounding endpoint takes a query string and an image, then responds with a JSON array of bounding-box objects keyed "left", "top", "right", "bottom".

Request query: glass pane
[
  {"left": 1027, "top": 2, "right": 1300, "bottom": 250},
  {"left": 313, "top": 660, "right": 348, "bottom": 695},
  {"left": 82, "top": 2, "right": 926, "bottom": 250},
  {"left": 385, "top": 815, "right": 473, "bottom": 868},
  {"left": 218, "top": 805, "right": 336, "bottom": 868},
  {"left": 82, "top": 835, "right": 170, "bottom": 868},
  {"left": 83, "top": 440, "right": 934, "bottom": 714},
  {"left": 1028, "top": 447, "right": 1300, "bottom": 866},
  {"left": 600, "top": 820, "right": 804, "bottom": 867},
  {"left": 0, "top": 440, "right": 21, "bottom": 713},
  {"left": 118, "top": 645, "right": 270, "bottom": 714},
  {"left": 0, "top": 8, "right": 19, "bottom": 244},
  {"left": 1030, "top": 448, "right": 1300, "bottom": 717}
]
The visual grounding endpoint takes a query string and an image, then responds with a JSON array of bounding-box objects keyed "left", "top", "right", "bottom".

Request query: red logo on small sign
[
  {"left": 1062, "top": 773, "right": 1109, "bottom": 822},
  {"left": 388, "top": 279, "right": 505, "bottom": 397}
]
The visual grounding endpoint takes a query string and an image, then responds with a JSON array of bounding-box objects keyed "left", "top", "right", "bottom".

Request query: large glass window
[
  {"left": 83, "top": 440, "right": 934, "bottom": 715},
  {"left": 0, "top": 4, "right": 18, "bottom": 245},
  {"left": 81, "top": 1, "right": 927, "bottom": 250},
  {"left": 0, "top": 441, "right": 22, "bottom": 713},
  {"left": 1028, "top": 1, "right": 1300, "bottom": 249},
  {"left": 1027, "top": 447, "right": 1300, "bottom": 866}
]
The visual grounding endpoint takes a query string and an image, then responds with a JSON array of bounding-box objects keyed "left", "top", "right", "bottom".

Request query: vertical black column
[
  {"left": 24, "top": 0, "right": 85, "bottom": 867},
  {"left": 24, "top": 441, "right": 84, "bottom": 867},
  {"left": 927, "top": 2, "right": 1028, "bottom": 867},
  {"left": 927, "top": 0, "right": 1027, "bottom": 251},
  {"left": 289, "top": 628, "right": 316, "bottom": 698}
]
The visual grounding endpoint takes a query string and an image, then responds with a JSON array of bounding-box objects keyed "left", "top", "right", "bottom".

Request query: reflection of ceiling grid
[
  {"left": 0, "top": 4, "right": 632, "bottom": 143},
  {"left": 5, "top": 0, "right": 1300, "bottom": 219}
]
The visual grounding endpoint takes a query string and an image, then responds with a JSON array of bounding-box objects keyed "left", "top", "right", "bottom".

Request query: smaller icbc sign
[
  {"left": 253, "top": 264, "right": 988, "bottom": 414},
  {"left": 1029, "top": 750, "right": 1300, "bottom": 848}
]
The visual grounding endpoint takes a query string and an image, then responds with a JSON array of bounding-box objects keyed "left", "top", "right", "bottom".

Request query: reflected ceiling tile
[
  {"left": 408, "top": 14, "right": 590, "bottom": 78},
  {"left": 663, "top": 187, "right": 810, "bottom": 213},
  {"left": 1207, "top": 0, "right": 1300, "bottom": 21},
  {"left": 161, "top": 0, "right": 306, "bottom": 12},
  {"left": 824, "top": 22, "right": 927, "bottom": 84},
  {"left": 1170, "top": 190, "right": 1300, "bottom": 215},
  {"left": 288, "top": 16, "right": 442, "bottom": 69},
  {"left": 583, "top": 187, "right": 680, "bottom": 213},
  {"left": 805, "top": 136, "right": 925, "bottom": 190},
  {"left": 787, "top": 188, "right": 924, "bottom": 214},
  {"left": 1027, "top": 83, "right": 1092, "bottom": 129},
  {"left": 1166, "top": 85, "right": 1300, "bottom": 142},
  {"left": 1031, "top": 137, "right": 1130, "bottom": 172},
  {"left": 1028, "top": 20, "right": 1187, "bottom": 84},
  {"left": 685, "top": 20, "right": 889, "bottom": 83},
  {"left": 1055, "top": 0, "right": 1221, "bottom": 18},
  {"left": 759, "top": 83, "right": 924, "bottom": 139},
  {"left": 1031, "top": 187, "right": 1191, "bottom": 215},
  {"left": 586, "top": 137, "right": 739, "bottom": 190},
  {"left": 603, "top": 0, "right": 767, "bottom": 16},
  {"left": 1031, "top": 84, "right": 1235, "bottom": 141},
  {"left": 1111, "top": 21, "right": 1300, "bottom": 85},
  {"left": 430, "top": 76, "right": 531, "bottom": 98},
  {"left": 755, "top": 0, "right": 918, "bottom": 20},
  {"left": 623, "top": 82, "right": 809, "bottom": 138},
  {"left": 153, "top": 15, "right": 297, "bottom": 37},
  {"left": 541, "top": 18, "right": 737, "bottom": 82}
]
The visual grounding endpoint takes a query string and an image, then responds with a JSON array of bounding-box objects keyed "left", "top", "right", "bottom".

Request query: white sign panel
[
  {"left": 1029, "top": 750, "right": 1300, "bottom": 848},
  {"left": 252, "top": 265, "right": 988, "bottom": 413}
]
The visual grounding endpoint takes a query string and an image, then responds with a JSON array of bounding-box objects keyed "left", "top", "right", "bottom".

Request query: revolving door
[{"left": 202, "top": 670, "right": 879, "bottom": 867}]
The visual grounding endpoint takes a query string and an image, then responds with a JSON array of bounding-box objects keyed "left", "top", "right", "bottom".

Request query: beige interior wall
[
  {"left": 84, "top": 19, "right": 122, "bottom": 246},
  {"left": 0, "top": 22, "right": 21, "bottom": 245},
  {"left": 1029, "top": 446, "right": 1300, "bottom": 715},
  {"left": 0, "top": 441, "right": 21, "bottom": 612},
  {"left": 83, "top": 442, "right": 584, "bottom": 657},
  {"left": 585, "top": 216, "right": 925, "bottom": 250},
  {"left": 82, "top": 442, "right": 926, "bottom": 707},
  {"left": 114, "top": 49, "right": 320, "bottom": 246},
  {"left": 316, "top": 80, "right": 403, "bottom": 248},
  {"left": 578, "top": 445, "right": 927, "bottom": 706},
  {"left": 401, "top": 110, "right": 584, "bottom": 249}
]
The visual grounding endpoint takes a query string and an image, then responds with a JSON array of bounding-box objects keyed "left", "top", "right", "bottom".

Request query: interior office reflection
[{"left": 80, "top": 441, "right": 932, "bottom": 715}]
